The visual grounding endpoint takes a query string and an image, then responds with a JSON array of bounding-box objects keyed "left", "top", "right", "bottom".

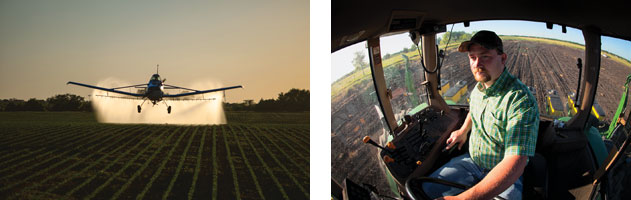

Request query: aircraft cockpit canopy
[{"left": 151, "top": 74, "right": 161, "bottom": 81}]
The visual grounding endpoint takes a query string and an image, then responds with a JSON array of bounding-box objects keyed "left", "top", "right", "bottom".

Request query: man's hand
[
  {"left": 446, "top": 113, "right": 472, "bottom": 151},
  {"left": 445, "top": 128, "right": 467, "bottom": 150}
]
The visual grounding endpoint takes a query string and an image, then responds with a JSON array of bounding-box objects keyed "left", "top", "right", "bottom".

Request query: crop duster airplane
[{"left": 67, "top": 66, "right": 242, "bottom": 114}]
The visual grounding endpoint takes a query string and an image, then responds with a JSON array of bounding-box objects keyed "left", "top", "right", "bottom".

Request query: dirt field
[
  {"left": 331, "top": 38, "right": 631, "bottom": 196},
  {"left": 444, "top": 39, "right": 630, "bottom": 117},
  {"left": 0, "top": 111, "right": 309, "bottom": 200}
]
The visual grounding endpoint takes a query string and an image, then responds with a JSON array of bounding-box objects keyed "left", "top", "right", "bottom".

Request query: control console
[{"left": 379, "top": 107, "right": 465, "bottom": 182}]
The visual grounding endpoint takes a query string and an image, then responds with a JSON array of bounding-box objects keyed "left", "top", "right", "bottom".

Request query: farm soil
[{"left": 0, "top": 111, "right": 309, "bottom": 200}]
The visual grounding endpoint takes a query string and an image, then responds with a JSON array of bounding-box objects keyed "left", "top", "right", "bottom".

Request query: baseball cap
[{"left": 457, "top": 30, "right": 504, "bottom": 53}]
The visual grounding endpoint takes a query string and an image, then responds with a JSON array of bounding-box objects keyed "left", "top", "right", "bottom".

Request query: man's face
[{"left": 468, "top": 43, "right": 507, "bottom": 85}]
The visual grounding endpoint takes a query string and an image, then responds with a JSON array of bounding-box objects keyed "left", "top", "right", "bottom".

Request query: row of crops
[{"left": 0, "top": 112, "right": 309, "bottom": 199}]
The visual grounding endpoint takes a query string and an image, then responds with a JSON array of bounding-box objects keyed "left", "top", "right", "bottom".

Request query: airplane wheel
[
  {"left": 137, "top": 105, "right": 141, "bottom": 113},
  {"left": 167, "top": 106, "right": 171, "bottom": 114}
]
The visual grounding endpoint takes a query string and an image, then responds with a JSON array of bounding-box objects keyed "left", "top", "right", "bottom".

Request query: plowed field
[
  {"left": 0, "top": 111, "right": 309, "bottom": 200},
  {"left": 441, "top": 38, "right": 631, "bottom": 117}
]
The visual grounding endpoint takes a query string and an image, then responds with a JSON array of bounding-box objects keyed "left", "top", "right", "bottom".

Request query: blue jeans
[{"left": 422, "top": 153, "right": 523, "bottom": 199}]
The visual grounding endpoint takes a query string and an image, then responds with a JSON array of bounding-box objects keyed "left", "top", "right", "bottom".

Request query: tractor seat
[{"left": 522, "top": 153, "right": 548, "bottom": 199}]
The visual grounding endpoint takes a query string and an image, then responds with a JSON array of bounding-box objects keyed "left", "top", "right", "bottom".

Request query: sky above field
[
  {"left": 0, "top": 0, "right": 309, "bottom": 103},
  {"left": 332, "top": 20, "right": 631, "bottom": 83}
]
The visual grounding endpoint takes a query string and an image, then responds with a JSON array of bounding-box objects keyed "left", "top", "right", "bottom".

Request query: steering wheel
[
  {"left": 405, "top": 177, "right": 511, "bottom": 200},
  {"left": 405, "top": 177, "right": 468, "bottom": 200}
]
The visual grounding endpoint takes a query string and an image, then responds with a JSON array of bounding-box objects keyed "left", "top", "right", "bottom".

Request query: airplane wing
[
  {"left": 112, "top": 84, "right": 147, "bottom": 90},
  {"left": 163, "top": 84, "right": 199, "bottom": 92},
  {"left": 164, "top": 85, "right": 243, "bottom": 98},
  {"left": 67, "top": 81, "right": 144, "bottom": 97},
  {"left": 93, "top": 95, "right": 144, "bottom": 100}
]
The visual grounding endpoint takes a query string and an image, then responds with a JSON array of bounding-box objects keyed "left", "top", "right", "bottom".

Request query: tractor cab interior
[{"left": 332, "top": 2, "right": 631, "bottom": 199}]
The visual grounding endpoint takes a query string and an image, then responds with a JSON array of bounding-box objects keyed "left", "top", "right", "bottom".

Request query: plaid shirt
[{"left": 468, "top": 70, "right": 539, "bottom": 170}]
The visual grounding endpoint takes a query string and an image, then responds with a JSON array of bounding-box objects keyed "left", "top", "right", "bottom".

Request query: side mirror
[{"left": 162, "top": 78, "right": 167, "bottom": 83}]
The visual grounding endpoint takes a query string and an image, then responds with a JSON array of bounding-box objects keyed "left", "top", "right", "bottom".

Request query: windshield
[
  {"left": 432, "top": 22, "right": 591, "bottom": 120},
  {"left": 331, "top": 41, "right": 394, "bottom": 196},
  {"left": 335, "top": 20, "right": 631, "bottom": 136},
  {"left": 379, "top": 34, "right": 428, "bottom": 124}
]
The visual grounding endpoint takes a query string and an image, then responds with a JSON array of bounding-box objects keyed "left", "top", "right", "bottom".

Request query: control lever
[
  {"left": 575, "top": 58, "right": 582, "bottom": 107},
  {"left": 442, "top": 138, "right": 458, "bottom": 154},
  {"left": 441, "top": 146, "right": 456, "bottom": 154},
  {"left": 404, "top": 115, "right": 413, "bottom": 124},
  {"left": 363, "top": 136, "right": 386, "bottom": 151},
  {"left": 386, "top": 141, "right": 396, "bottom": 150},
  {"left": 383, "top": 155, "right": 395, "bottom": 163}
]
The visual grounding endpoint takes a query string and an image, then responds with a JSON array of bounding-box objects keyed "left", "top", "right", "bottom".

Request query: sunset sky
[{"left": 0, "top": 0, "right": 309, "bottom": 103}]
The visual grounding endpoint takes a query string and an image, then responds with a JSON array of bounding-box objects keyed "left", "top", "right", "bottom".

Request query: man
[{"left": 422, "top": 30, "right": 539, "bottom": 200}]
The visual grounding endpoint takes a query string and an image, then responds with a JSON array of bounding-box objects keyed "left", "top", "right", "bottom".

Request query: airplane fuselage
[{"left": 146, "top": 74, "right": 164, "bottom": 104}]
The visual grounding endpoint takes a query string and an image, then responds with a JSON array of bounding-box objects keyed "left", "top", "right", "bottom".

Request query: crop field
[{"left": 0, "top": 111, "right": 309, "bottom": 199}]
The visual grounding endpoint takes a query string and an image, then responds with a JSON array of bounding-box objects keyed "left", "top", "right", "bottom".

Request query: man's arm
[
  {"left": 449, "top": 94, "right": 535, "bottom": 199},
  {"left": 438, "top": 155, "right": 527, "bottom": 200},
  {"left": 441, "top": 90, "right": 537, "bottom": 200},
  {"left": 455, "top": 155, "right": 527, "bottom": 200}
]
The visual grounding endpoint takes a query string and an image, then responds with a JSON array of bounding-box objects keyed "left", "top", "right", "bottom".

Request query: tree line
[
  {"left": 1, "top": 88, "right": 309, "bottom": 112},
  {"left": 439, "top": 31, "right": 476, "bottom": 46},
  {"left": 0, "top": 94, "right": 92, "bottom": 112},
  {"left": 224, "top": 88, "right": 309, "bottom": 112}
]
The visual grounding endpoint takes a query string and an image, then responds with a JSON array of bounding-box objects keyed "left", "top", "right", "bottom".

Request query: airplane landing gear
[
  {"left": 162, "top": 101, "right": 171, "bottom": 114},
  {"left": 138, "top": 99, "right": 147, "bottom": 114}
]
